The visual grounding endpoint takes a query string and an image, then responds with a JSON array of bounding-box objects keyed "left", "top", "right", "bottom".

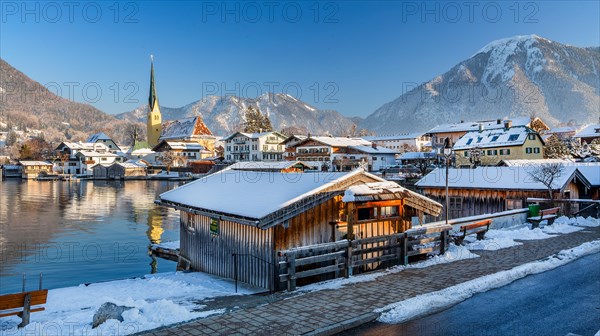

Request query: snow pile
[
  {"left": 554, "top": 215, "right": 600, "bottom": 228},
  {"left": 464, "top": 216, "right": 592, "bottom": 251},
  {"left": 297, "top": 244, "right": 479, "bottom": 292},
  {"left": 377, "top": 240, "right": 600, "bottom": 324},
  {"left": 0, "top": 272, "right": 258, "bottom": 335}
]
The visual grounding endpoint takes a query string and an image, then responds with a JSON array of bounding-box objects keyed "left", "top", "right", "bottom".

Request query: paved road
[{"left": 342, "top": 252, "right": 600, "bottom": 336}]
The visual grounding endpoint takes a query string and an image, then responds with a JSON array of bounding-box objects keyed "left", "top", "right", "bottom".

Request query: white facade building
[{"left": 223, "top": 132, "right": 287, "bottom": 162}]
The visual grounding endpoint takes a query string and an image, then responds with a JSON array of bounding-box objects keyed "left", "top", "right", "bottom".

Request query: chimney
[
  {"left": 478, "top": 123, "right": 484, "bottom": 132},
  {"left": 371, "top": 142, "right": 377, "bottom": 149},
  {"left": 504, "top": 120, "right": 512, "bottom": 130},
  {"left": 497, "top": 119, "right": 502, "bottom": 125}
]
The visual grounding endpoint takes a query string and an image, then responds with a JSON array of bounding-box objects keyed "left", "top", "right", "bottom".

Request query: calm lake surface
[{"left": 0, "top": 179, "right": 183, "bottom": 294}]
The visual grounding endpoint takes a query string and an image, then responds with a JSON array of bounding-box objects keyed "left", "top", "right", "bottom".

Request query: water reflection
[{"left": 0, "top": 179, "right": 182, "bottom": 294}]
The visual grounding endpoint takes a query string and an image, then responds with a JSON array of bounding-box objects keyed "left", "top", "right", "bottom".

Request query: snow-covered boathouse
[{"left": 157, "top": 169, "right": 442, "bottom": 290}]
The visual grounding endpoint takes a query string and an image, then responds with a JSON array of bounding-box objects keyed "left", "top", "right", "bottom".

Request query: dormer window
[
  {"left": 490, "top": 136, "right": 499, "bottom": 142},
  {"left": 508, "top": 134, "right": 519, "bottom": 141}
]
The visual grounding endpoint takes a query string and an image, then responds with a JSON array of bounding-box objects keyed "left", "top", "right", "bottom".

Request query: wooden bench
[
  {"left": 528, "top": 207, "right": 560, "bottom": 229},
  {"left": 0, "top": 290, "right": 48, "bottom": 327},
  {"left": 453, "top": 219, "right": 492, "bottom": 245}
]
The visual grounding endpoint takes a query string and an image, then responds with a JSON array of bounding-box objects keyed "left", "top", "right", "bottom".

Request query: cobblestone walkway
[{"left": 140, "top": 227, "right": 600, "bottom": 336}]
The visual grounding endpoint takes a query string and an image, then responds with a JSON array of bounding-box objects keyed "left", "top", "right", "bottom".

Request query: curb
[{"left": 302, "top": 312, "right": 380, "bottom": 336}]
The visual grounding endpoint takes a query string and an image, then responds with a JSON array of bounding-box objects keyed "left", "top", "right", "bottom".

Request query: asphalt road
[{"left": 341, "top": 252, "right": 600, "bottom": 336}]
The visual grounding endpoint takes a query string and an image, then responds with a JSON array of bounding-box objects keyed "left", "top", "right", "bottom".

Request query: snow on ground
[
  {"left": 297, "top": 244, "right": 479, "bottom": 293},
  {"left": 377, "top": 239, "right": 600, "bottom": 324},
  {"left": 0, "top": 271, "right": 260, "bottom": 335},
  {"left": 151, "top": 240, "right": 180, "bottom": 250},
  {"left": 464, "top": 216, "right": 594, "bottom": 251}
]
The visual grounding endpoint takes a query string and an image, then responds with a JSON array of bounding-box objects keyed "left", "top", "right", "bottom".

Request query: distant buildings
[
  {"left": 452, "top": 124, "right": 545, "bottom": 166},
  {"left": 223, "top": 131, "right": 287, "bottom": 162},
  {"left": 86, "top": 132, "right": 121, "bottom": 152},
  {"left": 18, "top": 161, "right": 53, "bottom": 179},
  {"left": 291, "top": 136, "right": 397, "bottom": 172},
  {"left": 363, "top": 133, "right": 431, "bottom": 152},
  {"left": 574, "top": 124, "right": 600, "bottom": 144},
  {"left": 426, "top": 117, "right": 549, "bottom": 151}
]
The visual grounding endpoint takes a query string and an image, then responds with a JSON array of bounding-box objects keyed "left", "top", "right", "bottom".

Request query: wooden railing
[{"left": 278, "top": 223, "right": 451, "bottom": 291}]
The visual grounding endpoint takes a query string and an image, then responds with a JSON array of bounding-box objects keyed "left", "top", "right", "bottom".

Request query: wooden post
[
  {"left": 440, "top": 230, "right": 447, "bottom": 254},
  {"left": 347, "top": 203, "right": 356, "bottom": 240},
  {"left": 18, "top": 293, "right": 31, "bottom": 328},
  {"left": 287, "top": 253, "right": 296, "bottom": 291},
  {"left": 345, "top": 244, "right": 353, "bottom": 278},
  {"left": 401, "top": 233, "right": 408, "bottom": 266}
]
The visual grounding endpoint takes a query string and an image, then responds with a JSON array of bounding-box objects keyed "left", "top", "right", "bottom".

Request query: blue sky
[{"left": 1, "top": 1, "right": 599, "bottom": 117}]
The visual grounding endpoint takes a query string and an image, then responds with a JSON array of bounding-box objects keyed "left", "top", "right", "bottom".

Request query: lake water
[{"left": 0, "top": 179, "right": 183, "bottom": 294}]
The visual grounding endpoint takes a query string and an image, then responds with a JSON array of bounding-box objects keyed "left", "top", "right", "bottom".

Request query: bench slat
[
  {"left": 460, "top": 220, "right": 492, "bottom": 231},
  {"left": 0, "top": 290, "right": 48, "bottom": 310},
  {"left": 0, "top": 307, "right": 45, "bottom": 318}
]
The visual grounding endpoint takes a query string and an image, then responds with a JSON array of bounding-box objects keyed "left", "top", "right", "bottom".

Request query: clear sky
[{"left": 1, "top": 1, "right": 599, "bottom": 117}]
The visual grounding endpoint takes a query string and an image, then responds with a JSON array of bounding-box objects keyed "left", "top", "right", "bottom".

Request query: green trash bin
[{"left": 529, "top": 204, "right": 540, "bottom": 217}]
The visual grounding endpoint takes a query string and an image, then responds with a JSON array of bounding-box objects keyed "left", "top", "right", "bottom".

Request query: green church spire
[{"left": 149, "top": 55, "right": 158, "bottom": 111}]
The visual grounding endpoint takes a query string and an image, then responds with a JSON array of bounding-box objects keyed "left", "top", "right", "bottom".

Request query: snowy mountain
[
  {"left": 117, "top": 93, "right": 357, "bottom": 136},
  {"left": 361, "top": 35, "right": 600, "bottom": 134}
]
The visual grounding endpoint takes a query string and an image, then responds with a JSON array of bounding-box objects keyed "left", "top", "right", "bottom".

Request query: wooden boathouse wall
[{"left": 180, "top": 213, "right": 275, "bottom": 290}]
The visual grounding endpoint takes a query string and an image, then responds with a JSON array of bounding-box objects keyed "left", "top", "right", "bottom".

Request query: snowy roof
[
  {"left": 363, "top": 133, "right": 425, "bottom": 141},
  {"left": 160, "top": 117, "right": 213, "bottom": 140},
  {"left": 222, "top": 131, "right": 286, "bottom": 141},
  {"left": 299, "top": 136, "right": 372, "bottom": 148},
  {"left": 576, "top": 166, "right": 600, "bottom": 186},
  {"left": 18, "top": 161, "right": 52, "bottom": 166},
  {"left": 154, "top": 141, "right": 206, "bottom": 151},
  {"left": 453, "top": 126, "right": 537, "bottom": 150},
  {"left": 58, "top": 141, "right": 110, "bottom": 151},
  {"left": 427, "top": 117, "right": 531, "bottom": 134},
  {"left": 416, "top": 166, "right": 588, "bottom": 191},
  {"left": 342, "top": 181, "right": 442, "bottom": 216},
  {"left": 544, "top": 126, "right": 581, "bottom": 134},
  {"left": 349, "top": 145, "right": 398, "bottom": 154},
  {"left": 574, "top": 124, "right": 600, "bottom": 139},
  {"left": 131, "top": 148, "right": 155, "bottom": 155},
  {"left": 86, "top": 132, "right": 112, "bottom": 142},
  {"left": 77, "top": 151, "right": 119, "bottom": 158},
  {"left": 119, "top": 160, "right": 148, "bottom": 168},
  {"left": 226, "top": 161, "right": 315, "bottom": 171},
  {"left": 500, "top": 159, "right": 577, "bottom": 166},
  {"left": 399, "top": 151, "right": 437, "bottom": 160},
  {"left": 158, "top": 169, "right": 381, "bottom": 227}
]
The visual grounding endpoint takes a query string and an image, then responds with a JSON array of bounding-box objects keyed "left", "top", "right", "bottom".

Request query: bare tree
[{"left": 527, "top": 163, "right": 564, "bottom": 199}]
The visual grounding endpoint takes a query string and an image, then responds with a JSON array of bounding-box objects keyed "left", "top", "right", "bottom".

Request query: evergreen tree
[
  {"left": 543, "top": 135, "right": 570, "bottom": 159},
  {"left": 243, "top": 106, "right": 272, "bottom": 133}
]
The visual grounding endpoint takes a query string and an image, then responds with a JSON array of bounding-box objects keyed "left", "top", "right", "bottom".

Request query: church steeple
[
  {"left": 147, "top": 55, "right": 162, "bottom": 148},
  {"left": 149, "top": 56, "right": 158, "bottom": 111}
]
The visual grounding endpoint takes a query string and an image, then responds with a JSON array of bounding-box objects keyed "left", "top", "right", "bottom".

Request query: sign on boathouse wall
[{"left": 210, "top": 218, "right": 220, "bottom": 236}]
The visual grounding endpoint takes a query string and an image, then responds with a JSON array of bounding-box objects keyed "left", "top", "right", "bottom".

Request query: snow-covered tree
[{"left": 543, "top": 135, "right": 570, "bottom": 159}]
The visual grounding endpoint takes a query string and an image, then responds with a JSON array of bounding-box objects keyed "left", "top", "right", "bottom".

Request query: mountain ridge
[{"left": 360, "top": 35, "right": 600, "bottom": 134}]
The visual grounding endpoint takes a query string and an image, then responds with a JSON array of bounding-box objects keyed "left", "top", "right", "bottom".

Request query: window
[
  {"left": 533, "top": 147, "right": 540, "bottom": 154},
  {"left": 466, "top": 138, "right": 473, "bottom": 145},
  {"left": 528, "top": 134, "right": 536, "bottom": 140},
  {"left": 477, "top": 137, "right": 483, "bottom": 143},
  {"left": 380, "top": 206, "right": 398, "bottom": 218},
  {"left": 373, "top": 157, "right": 377, "bottom": 161},
  {"left": 490, "top": 135, "right": 499, "bottom": 142},
  {"left": 449, "top": 197, "right": 463, "bottom": 211},
  {"left": 464, "top": 151, "right": 469, "bottom": 157},
  {"left": 500, "top": 149, "right": 511, "bottom": 155},
  {"left": 508, "top": 134, "right": 519, "bottom": 141},
  {"left": 506, "top": 199, "right": 523, "bottom": 210},
  {"left": 526, "top": 147, "right": 532, "bottom": 154}
]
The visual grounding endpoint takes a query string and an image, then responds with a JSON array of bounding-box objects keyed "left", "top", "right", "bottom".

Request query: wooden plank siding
[{"left": 180, "top": 213, "right": 275, "bottom": 290}]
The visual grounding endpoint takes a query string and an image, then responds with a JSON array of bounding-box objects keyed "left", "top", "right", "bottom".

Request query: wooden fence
[{"left": 278, "top": 223, "right": 451, "bottom": 291}]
